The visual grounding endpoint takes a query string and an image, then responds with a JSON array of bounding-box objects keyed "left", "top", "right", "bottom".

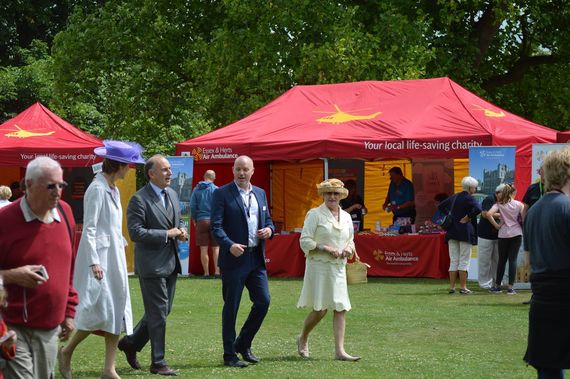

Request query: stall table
[{"left": 266, "top": 233, "right": 449, "bottom": 279}]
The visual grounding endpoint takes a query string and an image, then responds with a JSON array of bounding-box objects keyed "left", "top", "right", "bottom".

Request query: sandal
[
  {"left": 296, "top": 335, "right": 309, "bottom": 358},
  {"left": 448, "top": 288, "right": 456, "bottom": 294},
  {"left": 459, "top": 288, "right": 472, "bottom": 294}
]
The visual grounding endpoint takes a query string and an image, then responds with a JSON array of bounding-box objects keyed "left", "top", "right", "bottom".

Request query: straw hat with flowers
[{"left": 316, "top": 178, "right": 349, "bottom": 199}]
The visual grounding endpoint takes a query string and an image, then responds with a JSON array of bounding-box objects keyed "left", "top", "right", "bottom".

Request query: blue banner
[
  {"left": 166, "top": 156, "right": 194, "bottom": 275},
  {"left": 469, "top": 146, "right": 516, "bottom": 200}
]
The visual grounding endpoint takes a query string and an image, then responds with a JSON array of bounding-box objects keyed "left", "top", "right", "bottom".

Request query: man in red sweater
[{"left": 0, "top": 156, "right": 78, "bottom": 379}]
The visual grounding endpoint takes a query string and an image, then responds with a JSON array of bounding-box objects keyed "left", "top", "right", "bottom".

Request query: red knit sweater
[{"left": 0, "top": 199, "right": 78, "bottom": 329}]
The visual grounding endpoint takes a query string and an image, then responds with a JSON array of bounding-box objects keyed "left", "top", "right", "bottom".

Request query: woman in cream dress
[
  {"left": 58, "top": 140, "right": 144, "bottom": 379},
  {"left": 296, "top": 178, "right": 360, "bottom": 361}
]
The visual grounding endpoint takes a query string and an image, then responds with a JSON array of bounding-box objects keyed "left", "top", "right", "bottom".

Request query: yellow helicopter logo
[
  {"left": 191, "top": 147, "right": 204, "bottom": 161},
  {"left": 472, "top": 104, "right": 505, "bottom": 118},
  {"left": 4, "top": 125, "right": 56, "bottom": 138},
  {"left": 315, "top": 105, "right": 382, "bottom": 124},
  {"left": 373, "top": 249, "right": 385, "bottom": 262}
]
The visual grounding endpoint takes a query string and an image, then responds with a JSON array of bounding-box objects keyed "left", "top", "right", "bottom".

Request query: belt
[{"left": 245, "top": 246, "right": 260, "bottom": 252}]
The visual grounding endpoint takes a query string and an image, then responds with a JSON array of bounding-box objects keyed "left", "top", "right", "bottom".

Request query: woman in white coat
[{"left": 58, "top": 140, "right": 145, "bottom": 379}]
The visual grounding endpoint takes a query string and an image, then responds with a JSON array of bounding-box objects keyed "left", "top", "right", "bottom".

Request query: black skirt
[{"left": 524, "top": 270, "right": 570, "bottom": 368}]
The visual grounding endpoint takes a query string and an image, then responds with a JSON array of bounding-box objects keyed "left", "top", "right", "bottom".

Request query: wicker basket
[{"left": 346, "top": 261, "right": 370, "bottom": 285}]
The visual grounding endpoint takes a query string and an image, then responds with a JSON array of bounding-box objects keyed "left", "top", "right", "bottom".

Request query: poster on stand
[
  {"left": 468, "top": 146, "right": 516, "bottom": 282},
  {"left": 166, "top": 156, "right": 194, "bottom": 275},
  {"left": 531, "top": 143, "right": 568, "bottom": 182},
  {"left": 514, "top": 143, "right": 570, "bottom": 287}
]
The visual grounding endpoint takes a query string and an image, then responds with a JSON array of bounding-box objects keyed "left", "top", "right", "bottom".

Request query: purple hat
[{"left": 94, "top": 140, "right": 145, "bottom": 164}]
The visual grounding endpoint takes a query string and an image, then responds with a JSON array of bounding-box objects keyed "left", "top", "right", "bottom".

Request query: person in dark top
[
  {"left": 522, "top": 166, "right": 545, "bottom": 217},
  {"left": 382, "top": 167, "right": 416, "bottom": 224},
  {"left": 438, "top": 176, "right": 482, "bottom": 294},
  {"left": 431, "top": 193, "right": 449, "bottom": 225},
  {"left": 521, "top": 165, "right": 545, "bottom": 304},
  {"left": 523, "top": 147, "right": 570, "bottom": 379},
  {"left": 476, "top": 184, "right": 504, "bottom": 289},
  {"left": 340, "top": 179, "right": 366, "bottom": 232}
]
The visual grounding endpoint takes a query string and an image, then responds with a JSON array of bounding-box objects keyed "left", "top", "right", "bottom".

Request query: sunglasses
[{"left": 46, "top": 182, "right": 68, "bottom": 190}]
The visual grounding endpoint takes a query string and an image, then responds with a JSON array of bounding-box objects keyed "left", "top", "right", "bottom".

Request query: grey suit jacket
[{"left": 127, "top": 184, "right": 182, "bottom": 278}]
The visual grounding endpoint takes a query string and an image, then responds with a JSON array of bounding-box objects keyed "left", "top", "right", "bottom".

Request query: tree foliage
[{"left": 1, "top": 0, "right": 568, "bottom": 156}]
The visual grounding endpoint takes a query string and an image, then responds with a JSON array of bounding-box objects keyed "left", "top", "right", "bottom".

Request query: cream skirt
[{"left": 297, "top": 259, "right": 351, "bottom": 312}]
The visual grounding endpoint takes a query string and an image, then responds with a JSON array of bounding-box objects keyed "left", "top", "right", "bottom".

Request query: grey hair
[
  {"left": 461, "top": 176, "right": 478, "bottom": 190},
  {"left": 25, "top": 157, "right": 62, "bottom": 182},
  {"left": 0, "top": 185, "right": 11, "bottom": 200},
  {"left": 144, "top": 154, "right": 165, "bottom": 180}
]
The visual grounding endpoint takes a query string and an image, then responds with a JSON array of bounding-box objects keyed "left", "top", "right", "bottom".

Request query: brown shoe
[
  {"left": 149, "top": 365, "right": 178, "bottom": 376},
  {"left": 57, "top": 347, "right": 72, "bottom": 379},
  {"left": 118, "top": 337, "right": 141, "bottom": 370}
]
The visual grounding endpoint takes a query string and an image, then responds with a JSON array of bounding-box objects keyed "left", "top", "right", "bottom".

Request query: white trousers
[
  {"left": 477, "top": 237, "right": 499, "bottom": 289},
  {"left": 448, "top": 239, "right": 472, "bottom": 271}
]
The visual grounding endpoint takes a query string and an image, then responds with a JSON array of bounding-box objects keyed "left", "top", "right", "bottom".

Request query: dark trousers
[
  {"left": 537, "top": 368, "right": 565, "bottom": 379},
  {"left": 128, "top": 272, "right": 177, "bottom": 367},
  {"left": 496, "top": 235, "right": 522, "bottom": 286},
  {"left": 221, "top": 248, "right": 270, "bottom": 361}
]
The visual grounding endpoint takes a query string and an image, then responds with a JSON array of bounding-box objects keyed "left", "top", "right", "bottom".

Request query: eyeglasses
[{"left": 46, "top": 182, "right": 68, "bottom": 190}]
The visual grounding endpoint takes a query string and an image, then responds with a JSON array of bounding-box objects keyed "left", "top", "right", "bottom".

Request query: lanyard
[{"left": 245, "top": 192, "right": 252, "bottom": 218}]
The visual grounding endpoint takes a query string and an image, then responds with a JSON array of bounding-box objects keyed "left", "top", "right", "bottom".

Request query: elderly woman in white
[
  {"left": 58, "top": 141, "right": 145, "bottom": 379},
  {"left": 296, "top": 178, "right": 360, "bottom": 362}
]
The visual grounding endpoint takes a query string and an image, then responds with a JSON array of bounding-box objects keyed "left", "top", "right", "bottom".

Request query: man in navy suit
[{"left": 211, "top": 155, "right": 275, "bottom": 368}]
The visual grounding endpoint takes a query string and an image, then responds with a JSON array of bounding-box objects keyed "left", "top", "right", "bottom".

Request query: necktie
[{"left": 162, "top": 189, "right": 171, "bottom": 212}]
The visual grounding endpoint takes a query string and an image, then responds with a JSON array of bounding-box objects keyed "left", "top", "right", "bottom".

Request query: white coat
[{"left": 74, "top": 173, "right": 133, "bottom": 334}]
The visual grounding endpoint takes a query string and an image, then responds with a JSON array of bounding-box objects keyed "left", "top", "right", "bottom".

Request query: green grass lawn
[{"left": 62, "top": 276, "right": 539, "bottom": 378}]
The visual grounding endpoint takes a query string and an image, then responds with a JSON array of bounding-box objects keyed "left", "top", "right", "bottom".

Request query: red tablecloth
[{"left": 266, "top": 233, "right": 449, "bottom": 279}]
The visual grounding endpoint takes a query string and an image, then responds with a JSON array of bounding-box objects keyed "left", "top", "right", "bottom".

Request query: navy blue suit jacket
[
  {"left": 211, "top": 182, "right": 274, "bottom": 271},
  {"left": 438, "top": 191, "right": 482, "bottom": 245}
]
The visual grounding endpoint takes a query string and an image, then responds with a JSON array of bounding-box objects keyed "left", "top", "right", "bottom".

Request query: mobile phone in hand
[{"left": 35, "top": 266, "right": 49, "bottom": 280}]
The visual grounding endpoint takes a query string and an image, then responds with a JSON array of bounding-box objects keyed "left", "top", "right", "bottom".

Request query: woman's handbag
[
  {"left": 346, "top": 251, "right": 371, "bottom": 284},
  {"left": 440, "top": 194, "right": 458, "bottom": 231}
]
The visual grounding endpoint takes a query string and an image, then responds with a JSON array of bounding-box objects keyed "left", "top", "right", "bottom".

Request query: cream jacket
[{"left": 300, "top": 203, "right": 355, "bottom": 265}]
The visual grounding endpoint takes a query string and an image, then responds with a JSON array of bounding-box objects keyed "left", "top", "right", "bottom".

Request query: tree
[
  {"left": 0, "top": 40, "right": 54, "bottom": 120},
  {"left": 51, "top": 0, "right": 432, "bottom": 153},
  {"left": 0, "top": 0, "right": 105, "bottom": 120},
  {"left": 45, "top": 0, "right": 570, "bottom": 156},
  {"left": 416, "top": 0, "right": 570, "bottom": 129}
]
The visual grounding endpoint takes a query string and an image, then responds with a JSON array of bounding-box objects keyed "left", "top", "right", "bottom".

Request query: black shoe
[
  {"left": 224, "top": 358, "right": 248, "bottom": 368},
  {"left": 236, "top": 348, "right": 260, "bottom": 364},
  {"left": 149, "top": 364, "right": 178, "bottom": 376},
  {"left": 118, "top": 336, "right": 141, "bottom": 370}
]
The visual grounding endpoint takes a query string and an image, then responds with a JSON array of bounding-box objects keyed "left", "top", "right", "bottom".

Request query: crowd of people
[{"left": 0, "top": 145, "right": 569, "bottom": 378}]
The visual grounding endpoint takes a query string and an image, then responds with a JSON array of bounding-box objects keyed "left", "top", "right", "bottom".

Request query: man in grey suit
[{"left": 119, "top": 155, "right": 187, "bottom": 376}]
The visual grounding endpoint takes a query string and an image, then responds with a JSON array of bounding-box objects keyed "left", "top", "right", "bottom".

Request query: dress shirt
[{"left": 235, "top": 182, "right": 259, "bottom": 247}]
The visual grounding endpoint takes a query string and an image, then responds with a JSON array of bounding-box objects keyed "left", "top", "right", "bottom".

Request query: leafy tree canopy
[{"left": 2, "top": 0, "right": 568, "bottom": 158}]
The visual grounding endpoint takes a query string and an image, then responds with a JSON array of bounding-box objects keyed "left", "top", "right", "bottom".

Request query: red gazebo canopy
[
  {"left": 0, "top": 102, "right": 102, "bottom": 167},
  {"left": 177, "top": 77, "right": 557, "bottom": 192}
]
